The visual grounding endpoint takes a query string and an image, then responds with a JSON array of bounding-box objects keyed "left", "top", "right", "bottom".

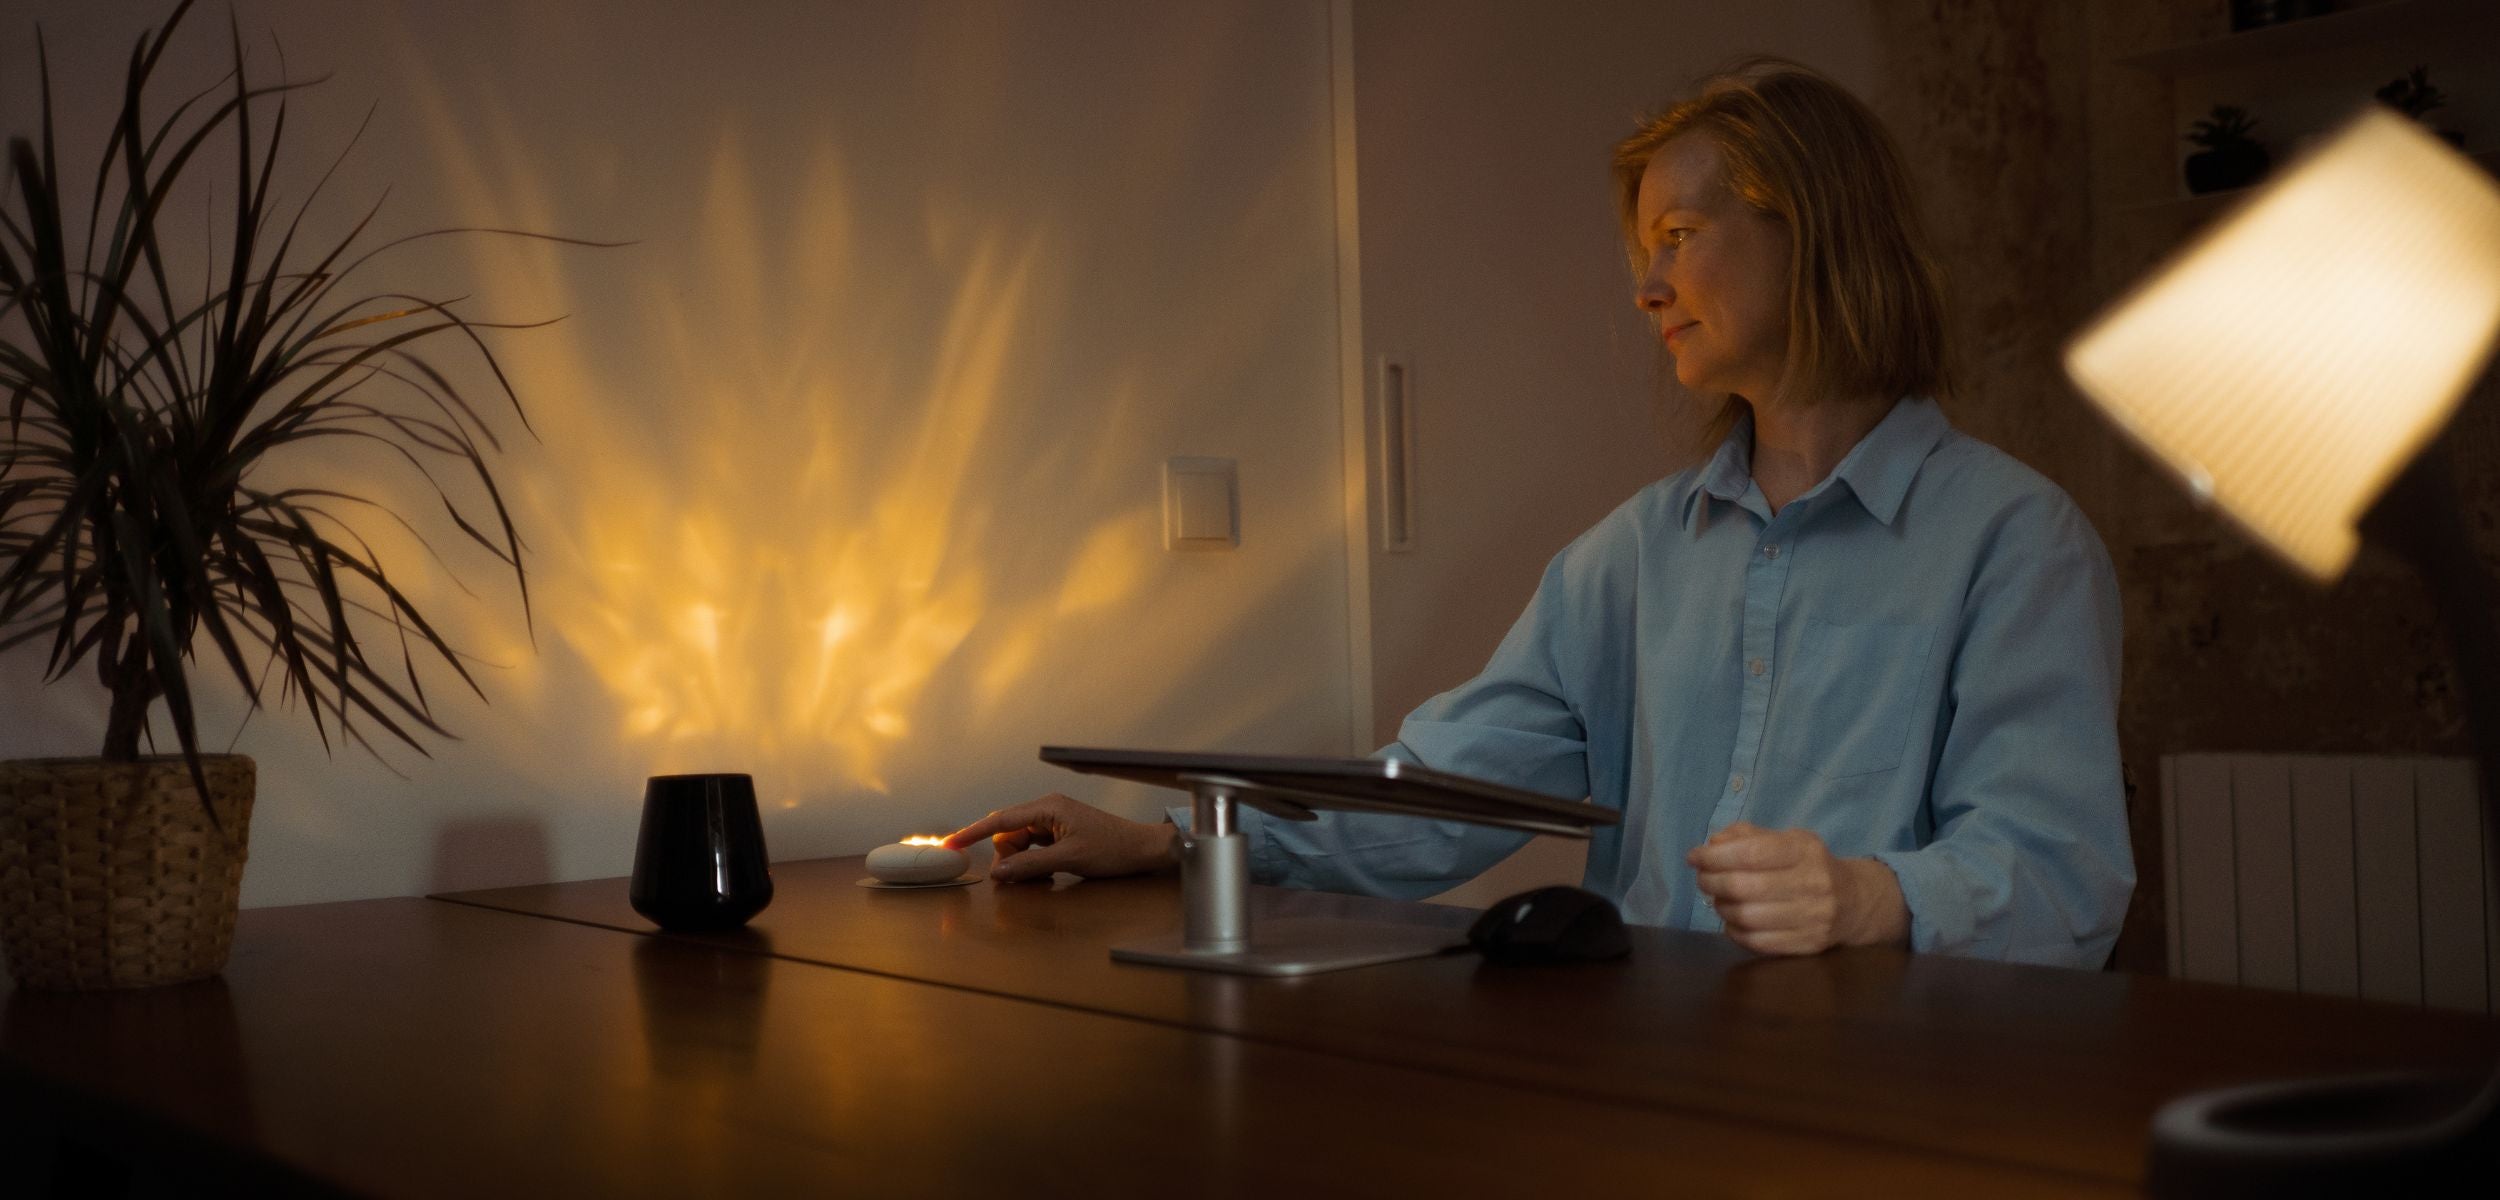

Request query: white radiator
[{"left": 2163, "top": 753, "right": 2498, "bottom": 1013}]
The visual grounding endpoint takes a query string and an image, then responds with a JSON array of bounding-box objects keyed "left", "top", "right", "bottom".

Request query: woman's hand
[
  {"left": 942, "top": 794, "right": 1179, "bottom": 883},
  {"left": 1686, "top": 822, "right": 1909, "bottom": 954}
]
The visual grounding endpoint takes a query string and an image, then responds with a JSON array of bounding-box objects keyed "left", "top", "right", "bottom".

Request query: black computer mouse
[{"left": 1467, "top": 885, "right": 1631, "bottom": 964}]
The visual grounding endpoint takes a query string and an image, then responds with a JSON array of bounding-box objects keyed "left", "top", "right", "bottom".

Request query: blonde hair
[{"left": 1612, "top": 58, "right": 1949, "bottom": 419}]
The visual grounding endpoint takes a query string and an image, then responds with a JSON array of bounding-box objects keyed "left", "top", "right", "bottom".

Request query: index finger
[
  {"left": 1704, "top": 820, "right": 1765, "bottom": 846},
  {"left": 942, "top": 797, "right": 1057, "bottom": 849},
  {"left": 1686, "top": 829, "right": 1798, "bottom": 873}
]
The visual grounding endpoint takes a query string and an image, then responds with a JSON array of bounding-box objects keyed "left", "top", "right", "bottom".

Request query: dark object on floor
[{"left": 1468, "top": 886, "right": 1630, "bottom": 964}]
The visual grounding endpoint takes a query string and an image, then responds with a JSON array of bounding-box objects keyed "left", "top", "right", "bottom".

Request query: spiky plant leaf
[{"left": 0, "top": 0, "right": 617, "bottom": 816}]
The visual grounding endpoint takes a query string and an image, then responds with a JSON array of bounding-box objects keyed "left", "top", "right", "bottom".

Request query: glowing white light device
[
  {"left": 2064, "top": 107, "right": 2500, "bottom": 1192},
  {"left": 864, "top": 837, "right": 971, "bottom": 886}
]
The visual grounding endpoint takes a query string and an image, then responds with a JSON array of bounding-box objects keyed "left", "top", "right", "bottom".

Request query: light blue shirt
[{"left": 1194, "top": 397, "right": 2133, "bottom": 969}]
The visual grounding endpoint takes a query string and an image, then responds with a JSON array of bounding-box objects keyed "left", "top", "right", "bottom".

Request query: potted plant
[
  {"left": 2183, "top": 105, "right": 2271, "bottom": 195},
  {"left": 2376, "top": 65, "right": 2464, "bottom": 146},
  {"left": 0, "top": 1, "right": 575, "bottom": 988}
]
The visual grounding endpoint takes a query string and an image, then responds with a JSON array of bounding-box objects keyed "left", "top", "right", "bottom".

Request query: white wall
[
  {"left": 2, "top": 0, "right": 1917, "bottom": 912},
  {"left": 1345, "top": 2, "right": 1886, "bottom": 905},
  {"left": 0, "top": 0, "right": 1355, "bottom": 906}
]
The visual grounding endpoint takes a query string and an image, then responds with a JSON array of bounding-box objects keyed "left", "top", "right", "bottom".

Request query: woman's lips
[{"left": 1664, "top": 321, "right": 1697, "bottom": 348}]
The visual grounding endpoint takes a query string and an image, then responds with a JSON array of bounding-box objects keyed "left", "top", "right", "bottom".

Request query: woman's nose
[{"left": 1635, "top": 260, "right": 1672, "bottom": 311}]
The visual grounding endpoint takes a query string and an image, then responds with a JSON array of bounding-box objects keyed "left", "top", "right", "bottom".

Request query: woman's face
[{"left": 1632, "top": 135, "right": 1792, "bottom": 402}]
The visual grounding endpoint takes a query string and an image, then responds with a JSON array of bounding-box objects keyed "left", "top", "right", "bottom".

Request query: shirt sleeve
[
  {"left": 1169, "top": 549, "right": 1600, "bottom": 901},
  {"left": 1870, "top": 494, "right": 2135, "bottom": 968}
]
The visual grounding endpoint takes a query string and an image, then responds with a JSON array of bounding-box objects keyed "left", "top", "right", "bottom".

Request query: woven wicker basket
[{"left": 0, "top": 755, "right": 255, "bottom": 990}]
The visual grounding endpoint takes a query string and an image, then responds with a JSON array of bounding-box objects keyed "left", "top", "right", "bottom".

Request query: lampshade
[{"left": 2065, "top": 107, "right": 2500, "bottom": 581}]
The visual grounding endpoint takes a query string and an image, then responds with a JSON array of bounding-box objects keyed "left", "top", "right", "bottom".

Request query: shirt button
[
  {"left": 1762, "top": 544, "right": 1780, "bottom": 560},
  {"left": 1730, "top": 774, "right": 1746, "bottom": 793},
  {"left": 1747, "top": 658, "right": 1766, "bottom": 677}
]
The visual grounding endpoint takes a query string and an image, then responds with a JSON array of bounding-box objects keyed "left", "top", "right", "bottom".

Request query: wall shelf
[
  {"left": 2118, "top": 0, "right": 2500, "bottom": 77},
  {"left": 2103, "top": 0, "right": 2499, "bottom": 216}
]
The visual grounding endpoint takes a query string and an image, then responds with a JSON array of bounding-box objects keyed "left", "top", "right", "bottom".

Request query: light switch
[{"left": 1164, "top": 457, "right": 1238, "bottom": 550}]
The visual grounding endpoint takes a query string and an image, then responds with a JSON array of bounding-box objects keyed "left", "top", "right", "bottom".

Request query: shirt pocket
[{"left": 1777, "top": 619, "right": 1937, "bottom": 778}]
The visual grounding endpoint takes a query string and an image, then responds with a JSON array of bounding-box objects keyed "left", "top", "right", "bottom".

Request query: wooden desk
[
  {"left": 443, "top": 856, "right": 2500, "bottom": 1188},
  {"left": 1, "top": 896, "right": 2122, "bottom": 1197}
]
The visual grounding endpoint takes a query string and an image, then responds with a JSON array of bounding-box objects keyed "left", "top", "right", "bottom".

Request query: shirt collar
[
  {"left": 1829, "top": 396, "right": 1950, "bottom": 526},
  {"left": 1691, "top": 406, "right": 1757, "bottom": 518},
  {"left": 1681, "top": 396, "right": 1950, "bottom": 531}
]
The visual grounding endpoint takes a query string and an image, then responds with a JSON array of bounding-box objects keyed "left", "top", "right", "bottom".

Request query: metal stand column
[{"left": 1110, "top": 778, "right": 1466, "bottom": 977}]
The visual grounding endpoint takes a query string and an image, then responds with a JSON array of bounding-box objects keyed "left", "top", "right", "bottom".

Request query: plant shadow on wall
[
  {"left": 0, "top": 0, "right": 604, "bottom": 987},
  {"left": 427, "top": 143, "right": 1120, "bottom": 807},
  {"left": 390, "top": 3, "right": 1354, "bottom": 829}
]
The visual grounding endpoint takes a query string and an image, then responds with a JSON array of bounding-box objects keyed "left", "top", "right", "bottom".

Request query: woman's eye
[{"left": 1665, "top": 228, "right": 1694, "bottom": 248}]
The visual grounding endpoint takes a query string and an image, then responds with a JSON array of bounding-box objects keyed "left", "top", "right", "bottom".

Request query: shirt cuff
[{"left": 1870, "top": 848, "right": 1973, "bottom": 956}]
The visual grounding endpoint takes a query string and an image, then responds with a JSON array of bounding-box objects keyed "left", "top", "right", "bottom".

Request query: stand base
[{"left": 1111, "top": 917, "right": 1465, "bottom": 977}]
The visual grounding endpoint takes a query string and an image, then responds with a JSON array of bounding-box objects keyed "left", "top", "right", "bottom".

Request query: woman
[{"left": 946, "top": 60, "right": 2132, "bottom": 969}]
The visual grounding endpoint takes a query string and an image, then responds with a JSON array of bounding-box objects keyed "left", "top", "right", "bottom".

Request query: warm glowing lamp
[{"left": 2066, "top": 107, "right": 2500, "bottom": 1190}]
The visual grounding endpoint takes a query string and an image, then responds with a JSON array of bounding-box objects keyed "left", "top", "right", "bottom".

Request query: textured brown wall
[
  {"left": 1863, "top": 0, "right": 2156, "bottom": 964},
  {"left": 1867, "top": 1, "right": 2107, "bottom": 524},
  {"left": 1872, "top": 0, "right": 2497, "bottom": 974}
]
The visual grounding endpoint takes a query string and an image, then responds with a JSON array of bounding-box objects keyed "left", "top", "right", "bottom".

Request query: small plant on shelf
[
  {"left": 2376, "top": 66, "right": 2463, "bottom": 146},
  {"left": 2184, "top": 105, "right": 2271, "bottom": 195},
  {"left": 2375, "top": 65, "right": 2444, "bottom": 120}
]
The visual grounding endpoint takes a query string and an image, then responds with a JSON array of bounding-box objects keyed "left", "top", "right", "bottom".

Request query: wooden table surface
[
  {"left": 442, "top": 856, "right": 2500, "bottom": 1187},
  {"left": 0, "top": 897, "right": 2125, "bottom": 1198}
]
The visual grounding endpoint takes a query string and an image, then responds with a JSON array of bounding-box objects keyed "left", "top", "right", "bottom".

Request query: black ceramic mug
[{"left": 629, "top": 773, "right": 774, "bottom": 931}]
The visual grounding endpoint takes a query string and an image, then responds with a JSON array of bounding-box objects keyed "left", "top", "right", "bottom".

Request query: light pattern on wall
[{"left": 355, "top": 115, "right": 1159, "bottom": 797}]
